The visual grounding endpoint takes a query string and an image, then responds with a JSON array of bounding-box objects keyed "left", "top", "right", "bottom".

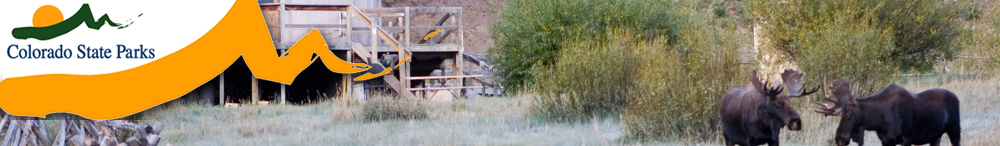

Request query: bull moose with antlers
[
  {"left": 721, "top": 69, "right": 820, "bottom": 146},
  {"left": 816, "top": 80, "right": 961, "bottom": 146}
]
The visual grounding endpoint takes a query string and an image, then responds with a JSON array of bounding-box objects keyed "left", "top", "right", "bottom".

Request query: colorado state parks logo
[{"left": 11, "top": 4, "right": 139, "bottom": 40}]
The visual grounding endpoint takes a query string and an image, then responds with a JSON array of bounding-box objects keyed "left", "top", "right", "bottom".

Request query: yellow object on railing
[{"left": 424, "top": 29, "right": 441, "bottom": 40}]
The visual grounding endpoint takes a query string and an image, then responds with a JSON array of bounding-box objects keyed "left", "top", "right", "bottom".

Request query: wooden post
[
  {"left": 403, "top": 7, "right": 411, "bottom": 94},
  {"left": 455, "top": 12, "right": 465, "bottom": 98},
  {"left": 371, "top": 20, "right": 378, "bottom": 63},
  {"left": 251, "top": 74, "right": 259, "bottom": 105},
  {"left": 279, "top": 50, "right": 286, "bottom": 105},
  {"left": 219, "top": 73, "right": 225, "bottom": 106},
  {"left": 342, "top": 10, "right": 354, "bottom": 101},
  {"left": 279, "top": 3, "right": 287, "bottom": 48},
  {"left": 343, "top": 51, "right": 353, "bottom": 100},
  {"left": 280, "top": 84, "right": 286, "bottom": 105},
  {"left": 344, "top": 11, "right": 352, "bottom": 44}
]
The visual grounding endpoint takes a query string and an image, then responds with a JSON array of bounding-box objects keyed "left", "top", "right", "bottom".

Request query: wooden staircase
[
  {"left": 343, "top": 5, "right": 416, "bottom": 99},
  {"left": 259, "top": 3, "right": 489, "bottom": 100}
]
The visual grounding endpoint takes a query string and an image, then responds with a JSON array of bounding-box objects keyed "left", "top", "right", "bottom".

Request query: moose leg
[
  {"left": 946, "top": 127, "right": 961, "bottom": 146},
  {"left": 851, "top": 131, "right": 865, "bottom": 146},
  {"left": 928, "top": 138, "right": 941, "bottom": 146},
  {"left": 768, "top": 130, "right": 780, "bottom": 146},
  {"left": 900, "top": 137, "right": 913, "bottom": 146}
]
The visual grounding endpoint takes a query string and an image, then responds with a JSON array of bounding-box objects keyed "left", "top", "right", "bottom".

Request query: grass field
[{"left": 135, "top": 76, "right": 1000, "bottom": 145}]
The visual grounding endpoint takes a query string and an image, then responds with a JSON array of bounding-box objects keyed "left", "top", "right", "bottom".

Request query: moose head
[
  {"left": 750, "top": 69, "right": 819, "bottom": 131},
  {"left": 815, "top": 79, "right": 864, "bottom": 146}
]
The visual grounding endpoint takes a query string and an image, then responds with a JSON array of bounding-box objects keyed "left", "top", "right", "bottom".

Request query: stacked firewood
[{"left": 0, "top": 115, "right": 163, "bottom": 146}]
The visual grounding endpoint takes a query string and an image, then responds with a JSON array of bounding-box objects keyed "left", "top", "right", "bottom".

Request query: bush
[
  {"left": 497, "top": 0, "right": 747, "bottom": 141},
  {"left": 748, "top": 0, "right": 974, "bottom": 96},
  {"left": 488, "top": 0, "right": 680, "bottom": 93},
  {"left": 620, "top": 14, "right": 747, "bottom": 141},
  {"left": 530, "top": 30, "right": 638, "bottom": 121},
  {"left": 530, "top": 23, "right": 745, "bottom": 142},
  {"left": 362, "top": 96, "right": 427, "bottom": 121}
]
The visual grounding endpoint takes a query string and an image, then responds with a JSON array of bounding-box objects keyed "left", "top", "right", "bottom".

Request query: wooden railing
[{"left": 260, "top": 3, "right": 480, "bottom": 100}]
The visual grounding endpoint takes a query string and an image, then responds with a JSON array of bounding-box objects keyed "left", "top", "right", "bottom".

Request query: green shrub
[
  {"left": 488, "top": 0, "right": 680, "bottom": 93},
  {"left": 794, "top": 13, "right": 898, "bottom": 97},
  {"left": 530, "top": 26, "right": 746, "bottom": 142},
  {"left": 620, "top": 15, "right": 747, "bottom": 141},
  {"left": 748, "top": 0, "right": 974, "bottom": 96},
  {"left": 497, "top": 0, "right": 747, "bottom": 141},
  {"left": 530, "top": 30, "right": 638, "bottom": 121},
  {"left": 750, "top": 0, "right": 969, "bottom": 73}
]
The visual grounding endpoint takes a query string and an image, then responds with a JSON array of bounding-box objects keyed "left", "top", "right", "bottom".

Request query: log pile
[{"left": 0, "top": 115, "right": 163, "bottom": 146}]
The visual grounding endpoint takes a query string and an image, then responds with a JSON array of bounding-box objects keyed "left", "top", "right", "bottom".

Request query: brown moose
[
  {"left": 721, "top": 69, "right": 819, "bottom": 146},
  {"left": 815, "top": 79, "right": 961, "bottom": 146}
]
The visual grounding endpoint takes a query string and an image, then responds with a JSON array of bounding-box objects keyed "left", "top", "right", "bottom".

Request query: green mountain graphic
[{"left": 11, "top": 4, "right": 136, "bottom": 40}]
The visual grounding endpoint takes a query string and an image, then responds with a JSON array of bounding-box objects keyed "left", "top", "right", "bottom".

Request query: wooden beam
[
  {"left": 418, "top": 13, "right": 452, "bottom": 44},
  {"left": 382, "top": 74, "right": 416, "bottom": 99},
  {"left": 403, "top": 7, "right": 412, "bottom": 97},
  {"left": 260, "top": 4, "right": 349, "bottom": 11},
  {"left": 360, "top": 7, "right": 463, "bottom": 14},
  {"left": 342, "top": 50, "right": 353, "bottom": 100},
  {"left": 456, "top": 12, "right": 465, "bottom": 98},
  {"left": 347, "top": 6, "right": 409, "bottom": 55},
  {"left": 251, "top": 75, "right": 259, "bottom": 105},
  {"left": 280, "top": 83, "right": 286, "bottom": 105},
  {"left": 408, "top": 86, "right": 485, "bottom": 91},
  {"left": 364, "top": 13, "right": 405, "bottom": 17},
  {"left": 370, "top": 18, "right": 378, "bottom": 64},
  {"left": 351, "top": 43, "right": 372, "bottom": 63},
  {"left": 463, "top": 71, "right": 494, "bottom": 87},
  {"left": 355, "top": 26, "right": 460, "bottom": 33},
  {"left": 408, "top": 75, "right": 483, "bottom": 80},
  {"left": 462, "top": 53, "right": 486, "bottom": 66},
  {"left": 219, "top": 73, "right": 225, "bottom": 106},
  {"left": 269, "top": 24, "right": 347, "bottom": 28},
  {"left": 279, "top": 3, "right": 287, "bottom": 48},
  {"left": 344, "top": 11, "right": 352, "bottom": 45}
]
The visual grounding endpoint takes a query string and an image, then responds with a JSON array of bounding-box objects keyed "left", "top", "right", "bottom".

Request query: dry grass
[
  {"left": 134, "top": 94, "right": 624, "bottom": 145},
  {"left": 361, "top": 95, "right": 428, "bottom": 121},
  {"left": 128, "top": 76, "right": 1000, "bottom": 145}
]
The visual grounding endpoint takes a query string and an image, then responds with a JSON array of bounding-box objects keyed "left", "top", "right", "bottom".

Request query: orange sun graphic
[{"left": 32, "top": 5, "right": 64, "bottom": 27}]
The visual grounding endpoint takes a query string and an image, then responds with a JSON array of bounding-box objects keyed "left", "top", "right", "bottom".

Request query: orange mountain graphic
[{"left": 0, "top": 0, "right": 381, "bottom": 120}]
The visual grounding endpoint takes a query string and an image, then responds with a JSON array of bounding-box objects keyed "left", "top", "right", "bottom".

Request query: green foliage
[
  {"left": 794, "top": 13, "right": 899, "bottom": 97},
  {"left": 488, "top": 0, "right": 680, "bottom": 93},
  {"left": 494, "top": 0, "right": 747, "bottom": 141},
  {"left": 751, "top": 0, "right": 969, "bottom": 73},
  {"left": 621, "top": 22, "right": 747, "bottom": 141},
  {"left": 748, "top": 0, "right": 975, "bottom": 96},
  {"left": 530, "top": 30, "right": 638, "bottom": 121},
  {"left": 529, "top": 11, "right": 746, "bottom": 141}
]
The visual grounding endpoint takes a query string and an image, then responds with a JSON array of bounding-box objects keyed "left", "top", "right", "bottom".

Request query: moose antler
[
  {"left": 762, "top": 81, "right": 785, "bottom": 97},
  {"left": 781, "top": 69, "right": 820, "bottom": 97},
  {"left": 814, "top": 80, "right": 851, "bottom": 116},
  {"left": 814, "top": 86, "right": 842, "bottom": 116},
  {"left": 750, "top": 70, "right": 784, "bottom": 97}
]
